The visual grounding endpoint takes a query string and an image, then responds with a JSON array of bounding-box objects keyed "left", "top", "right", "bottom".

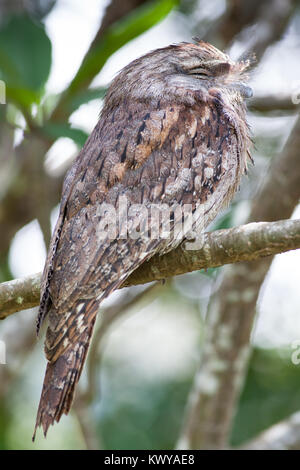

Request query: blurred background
[{"left": 0, "top": 0, "right": 300, "bottom": 450}]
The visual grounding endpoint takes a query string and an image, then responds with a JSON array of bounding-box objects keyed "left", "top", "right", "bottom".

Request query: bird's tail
[{"left": 32, "top": 315, "right": 96, "bottom": 441}]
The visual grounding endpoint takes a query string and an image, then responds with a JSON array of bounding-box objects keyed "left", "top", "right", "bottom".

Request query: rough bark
[{"left": 0, "top": 218, "right": 299, "bottom": 319}]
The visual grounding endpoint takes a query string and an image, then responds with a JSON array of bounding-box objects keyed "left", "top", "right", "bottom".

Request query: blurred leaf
[
  {"left": 211, "top": 206, "right": 235, "bottom": 231},
  {"left": 43, "top": 87, "right": 106, "bottom": 119},
  {"left": 42, "top": 123, "right": 88, "bottom": 147},
  {"left": 0, "top": 15, "right": 52, "bottom": 107},
  {"left": 254, "top": 134, "right": 284, "bottom": 158},
  {"left": 197, "top": 267, "right": 219, "bottom": 278},
  {"left": 68, "top": 0, "right": 179, "bottom": 97},
  {"left": 97, "top": 376, "right": 191, "bottom": 450},
  {"left": 232, "top": 347, "right": 300, "bottom": 446},
  {"left": 68, "top": 87, "right": 107, "bottom": 113},
  {"left": 0, "top": 403, "right": 12, "bottom": 450}
]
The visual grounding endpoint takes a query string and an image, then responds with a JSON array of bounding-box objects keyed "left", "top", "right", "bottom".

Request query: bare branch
[
  {"left": 237, "top": 0, "right": 294, "bottom": 63},
  {"left": 72, "top": 400, "right": 101, "bottom": 450},
  {"left": 250, "top": 115, "right": 300, "bottom": 224},
  {"left": 0, "top": 272, "right": 41, "bottom": 319},
  {"left": 204, "top": 0, "right": 294, "bottom": 62},
  {"left": 0, "top": 218, "right": 299, "bottom": 319},
  {"left": 241, "top": 412, "right": 300, "bottom": 450},
  {"left": 249, "top": 95, "right": 300, "bottom": 114}
]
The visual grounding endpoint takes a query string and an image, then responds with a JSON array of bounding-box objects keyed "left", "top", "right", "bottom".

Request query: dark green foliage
[
  {"left": 232, "top": 348, "right": 300, "bottom": 446},
  {"left": 0, "top": 15, "right": 51, "bottom": 107}
]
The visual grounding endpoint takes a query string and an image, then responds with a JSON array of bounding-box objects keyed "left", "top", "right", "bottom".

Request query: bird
[{"left": 33, "top": 39, "right": 253, "bottom": 439}]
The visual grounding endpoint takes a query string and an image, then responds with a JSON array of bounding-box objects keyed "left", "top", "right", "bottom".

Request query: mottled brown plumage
[{"left": 33, "top": 40, "right": 252, "bottom": 439}]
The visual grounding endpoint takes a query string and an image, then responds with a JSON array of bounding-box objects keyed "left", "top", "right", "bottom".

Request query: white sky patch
[
  {"left": 51, "top": 205, "right": 60, "bottom": 232},
  {"left": 44, "top": 137, "right": 78, "bottom": 175},
  {"left": 69, "top": 100, "right": 101, "bottom": 134},
  {"left": 92, "top": 11, "right": 188, "bottom": 87},
  {"left": 9, "top": 220, "right": 46, "bottom": 278},
  {"left": 45, "top": 0, "right": 107, "bottom": 94}
]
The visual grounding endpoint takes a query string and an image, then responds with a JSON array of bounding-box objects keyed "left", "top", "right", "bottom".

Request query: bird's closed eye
[{"left": 188, "top": 67, "right": 211, "bottom": 78}]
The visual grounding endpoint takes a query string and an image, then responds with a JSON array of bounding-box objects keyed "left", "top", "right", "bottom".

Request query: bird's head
[
  {"left": 170, "top": 39, "right": 253, "bottom": 99},
  {"left": 107, "top": 39, "right": 253, "bottom": 107}
]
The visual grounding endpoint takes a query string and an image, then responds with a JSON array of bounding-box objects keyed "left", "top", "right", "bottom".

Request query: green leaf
[
  {"left": 68, "top": 0, "right": 179, "bottom": 96},
  {"left": 0, "top": 14, "right": 52, "bottom": 107},
  {"left": 68, "top": 87, "right": 107, "bottom": 113},
  {"left": 232, "top": 347, "right": 300, "bottom": 446},
  {"left": 42, "top": 122, "right": 88, "bottom": 147}
]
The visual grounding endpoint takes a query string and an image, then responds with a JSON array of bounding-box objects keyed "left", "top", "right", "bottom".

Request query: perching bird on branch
[{"left": 33, "top": 39, "right": 253, "bottom": 439}]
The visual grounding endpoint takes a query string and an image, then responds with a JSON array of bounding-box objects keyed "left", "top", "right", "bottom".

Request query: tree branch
[
  {"left": 249, "top": 95, "right": 300, "bottom": 114},
  {"left": 241, "top": 412, "right": 300, "bottom": 450},
  {"left": 203, "top": 0, "right": 294, "bottom": 62},
  {"left": 0, "top": 218, "right": 299, "bottom": 319}
]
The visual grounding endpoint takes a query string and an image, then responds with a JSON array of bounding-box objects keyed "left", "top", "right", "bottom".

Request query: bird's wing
[
  {"left": 43, "top": 95, "right": 242, "bottom": 362},
  {"left": 37, "top": 118, "right": 110, "bottom": 334}
]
